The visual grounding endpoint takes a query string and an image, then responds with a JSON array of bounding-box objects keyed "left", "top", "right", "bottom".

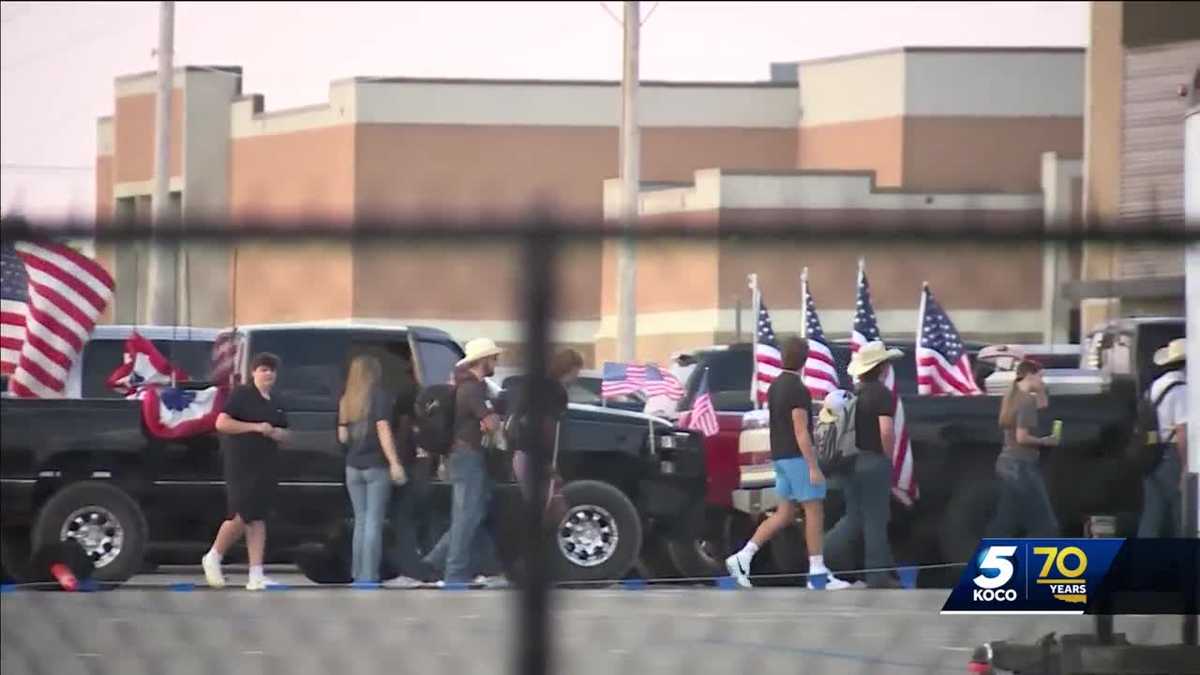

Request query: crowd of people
[{"left": 194, "top": 331, "right": 1189, "bottom": 591}]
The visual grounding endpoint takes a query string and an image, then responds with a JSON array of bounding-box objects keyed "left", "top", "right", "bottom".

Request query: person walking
[
  {"left": 1138, "top": 338, "right": 1188, "bottom": 537},
  {"left": 422, "top": 338, "right": 506, "bottom": 587},
  {"left": 338, "top": 354, "right": 409, "bottom": 585},
  {"left": 825, "top": 341, "right": 902, "bottom": 589},
  {"left": 511, "top": 348, "right": 580, "bottom": 503},
  {"left": 725, "top": 337, "right": 851, "bottom": 590},
  {"left": 985, "top": 359, "right": 1061, "bottom": 539},
  {"left": 202, "top": 353, "right": 289, "bottom": 591}
]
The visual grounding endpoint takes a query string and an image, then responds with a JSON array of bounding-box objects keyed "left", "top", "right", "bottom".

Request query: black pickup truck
[
  {"left": 0, "top": 323, "right": 706, "bottom": 584},
  {"left": 677, "top": 317, "right": 1185, "bottom": 586}
]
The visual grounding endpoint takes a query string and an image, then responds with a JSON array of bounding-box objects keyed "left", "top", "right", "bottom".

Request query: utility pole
[
  {"left": 616, "top": 0, "right": 640, "bottom": 362},
  {"left": 145, "top": 1, "right": 176, "bottom": 325}
]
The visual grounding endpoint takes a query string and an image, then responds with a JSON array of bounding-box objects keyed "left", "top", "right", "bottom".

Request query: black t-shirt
[
  {"left": 222, "top": 384, "right": 288, "bottom": 463},
  {"left": 854, "top": 380, "right": 896, "bottom": 455},
  {"left": 454, "top": 375, "right": 493, "bottom": 450},
  {"left": 507, "top": 378, "right": 570, "bottom": 450},
  {"left": 767, "top": 371, "right": 811, "bottom": 461},
  {"left": 392, "top": 378, "right": 419, "bottom": 465},
  {"left": 345, "top": 386, "right": 396, "bottom": 470}
]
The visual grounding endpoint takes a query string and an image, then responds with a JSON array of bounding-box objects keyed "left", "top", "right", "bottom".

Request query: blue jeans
[
  {"left": 1138, "top": 451, "right": 1182, "bottom": 538},
  {"left": 346, "top": 466, "right": 391, "bottom": 583},
  {"left": 825, "top": 452, "right": 895, "bottom": 586},
  {"left": 986, "top": 455, "right": 1060, "bottom": 539},
  {"left": 423, "top": 448, "right": 499, "bottom": 583}
]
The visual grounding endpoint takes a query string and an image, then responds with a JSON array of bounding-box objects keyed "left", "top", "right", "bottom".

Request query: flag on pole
[
  {"left": 106, "top": 332, "right": 190, "bottom": 397},
  {"left": 210, "top": 331, "right": 240, "bottom": 387},
  {"left": 686, "top": 368, "right": 720, "bottom": 437},
  {"left": 852, "top": 261, "right": 918, "bottom": 506},
  {"left": 1, "top": 240, "right": 114, "bottom": 398},
  {"left": 801, "top": 270, "right": 841, "bottom": 401},
  {"left": 753, "top": 297, "right": 782, "bottom": 407},
  {"left": 601, "top": 362, "right": 684, "bottom": 400},
  {"left": 916, "top": 283, "right": 983, "bottom": 396}
]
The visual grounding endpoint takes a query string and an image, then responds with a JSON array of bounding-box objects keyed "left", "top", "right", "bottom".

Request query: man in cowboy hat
[
  {"left": 1138, "top": 337, "right": 1188, "bottom": 537},
  {"left": 825, "top": 340, "right": 903, "bottom": 589},
  {"left": 422, "top": 337, "right": 507, "bottom": 586}
]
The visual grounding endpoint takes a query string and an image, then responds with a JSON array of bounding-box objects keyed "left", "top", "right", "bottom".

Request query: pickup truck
[
  {"left": 674, "top": 317, "right": 1184, "bottom": 586},
  {"left": 0, "top": 322, "right": 707, "bottom": 585}
]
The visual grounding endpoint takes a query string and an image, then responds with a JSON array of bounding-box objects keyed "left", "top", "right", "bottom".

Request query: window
[
  {"left": 248, "top": 330, "right": 349, "bottom": 412},
  {"left": 412, "top": 339, "right": 462, "bottom": 386},
  {"left": 80, "top": 339, "right": 217, "bottom": 399}
]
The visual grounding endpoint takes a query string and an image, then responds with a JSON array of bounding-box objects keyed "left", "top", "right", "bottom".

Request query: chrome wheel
[
  {"left": 557, "top": 504, "right": 619, "bottom": 568},
  {"left": 59, "top": 506, "right": 124, "bottom": 569}
]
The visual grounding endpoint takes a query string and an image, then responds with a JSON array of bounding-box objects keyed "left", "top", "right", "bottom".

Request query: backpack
[
  {"left": 1130, "top": 380, "right": 1183, "bottom": 475},
  {"left": 814, "top": 392, "right": 861, "bottom": 475},
  {"left": 413, "top": 384, "right": 457, "bottom": 456}
]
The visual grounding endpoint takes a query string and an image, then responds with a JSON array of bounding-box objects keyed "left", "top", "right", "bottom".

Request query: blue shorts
[{"left": 774, "top": 457, "right": 827, "bottom": 503}]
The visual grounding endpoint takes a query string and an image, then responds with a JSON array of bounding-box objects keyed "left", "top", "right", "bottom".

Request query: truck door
[{"left": 407, "top": 330, "right": 464, "bottom": 387}]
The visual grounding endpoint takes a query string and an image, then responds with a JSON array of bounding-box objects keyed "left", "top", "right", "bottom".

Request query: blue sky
[{"left": 0, "top": 1, "right": 1087, "bottom": 221}]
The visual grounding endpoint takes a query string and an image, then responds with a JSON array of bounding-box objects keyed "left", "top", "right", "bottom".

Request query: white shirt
[{"left": 1149, "top": 370, "right": 1188, "bottom": 440}]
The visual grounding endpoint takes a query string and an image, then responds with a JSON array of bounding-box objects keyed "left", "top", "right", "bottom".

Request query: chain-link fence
[{"left": 1, "top": 215, "right": 1196, "bottom": 674}]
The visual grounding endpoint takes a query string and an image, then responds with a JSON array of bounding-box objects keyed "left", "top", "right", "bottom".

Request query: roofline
[
  {"left": 711, "top": 169, "right": 1044, "bottom": 196},
  {"left": 337, "top": 76, "right": 793, "bottom": 89},
  {"left": 779, "top": 45, "right": 1085, "bottom": 68},
  {"left": 115, "top": 65, "right": 243, "bottom": 83}
]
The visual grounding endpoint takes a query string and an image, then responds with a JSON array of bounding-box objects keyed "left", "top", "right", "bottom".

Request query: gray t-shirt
[
  {"left": 1001, "top": 391, "right": 1041, "bottom": 462},
  {"left": 345, "top": 387, "right": 394, "bottom": 470}
]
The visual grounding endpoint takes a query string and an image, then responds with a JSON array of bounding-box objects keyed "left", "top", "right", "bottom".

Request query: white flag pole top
[
  {"left": 858, "top": 257, "right": 866, "bottom": 285},
  {"left": 916, "top": 282, "right": 929, "bottom": 393},
  {"left": 801, "top": 267, "right": 809, "bottom": 339}
]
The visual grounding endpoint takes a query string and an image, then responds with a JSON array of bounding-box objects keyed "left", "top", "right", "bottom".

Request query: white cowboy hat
[
  {"left": 456, "top": 338, "right": 504, "bottom": 368},
  {"left": 846, "top": 340, "right": 904, "bottom": 377},
  {"left": 1153, "top": 338, "right": 1186, "bottom": 366}
]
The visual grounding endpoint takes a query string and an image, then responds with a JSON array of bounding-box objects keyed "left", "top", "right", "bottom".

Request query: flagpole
[
  {"left": 916, "top": 282, "right": 928, "bottom": 396},
  {"left": 800, "top": 268, "right": 809, "bottom": 340},
  {"left": 748, "top": 273, "right": 760, "bottom": 411}
]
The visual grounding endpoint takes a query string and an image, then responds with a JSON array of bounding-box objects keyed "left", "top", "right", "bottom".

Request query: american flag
[
  {"left": 686, "top": 368, "right": 719, "bottom": 437},
  {"left": 753, "top": 299, "right": 782, "bottom": 406},
  {"left": 801, "top": 282, "right": 841, "bottom": 400},
  {"left": 916, "top": 284, "right": 982, "bottom": 397},
  {"left": 211, "top": 331, "right": 239, "bottom": 387},
  {"left": 106, "top": 332, "right": 190, "bottom": 397},
  {"left": 2, "top": 240, "right": 114, "bottom": 398},
  {"left": 601, "top": 362, "right": 684, "bottom": 400},
  {"left": 852, "top": 265, "right": 918, "bottom": 506}
]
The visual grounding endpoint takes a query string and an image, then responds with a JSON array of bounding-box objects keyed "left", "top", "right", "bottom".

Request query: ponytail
[{"left": 997, "top": 359, "right": 1044, "bottom": 429}]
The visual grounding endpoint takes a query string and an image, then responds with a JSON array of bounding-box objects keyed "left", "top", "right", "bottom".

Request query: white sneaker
[
  {"left": 201, "top": 554, "right": 225, "bottom": 589},
  {"left": 383, "top": 575, "right": 424, "bottom": 589},
  {"left": 724, "top": 553, "right": 753, "bottom": 588},
  {"left": 806, "top": 570, "right": 852, "bottom": 590},
  {"left": 245, "top": 576, "right": 282, "bottom": 591},
  {"left": 474, "top": 575, "right": 510, "bottom": 589}
]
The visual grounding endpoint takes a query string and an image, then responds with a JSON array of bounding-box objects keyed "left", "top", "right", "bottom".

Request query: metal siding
[{"left": 1118, "top": 40, "right": 1198, "bottom": 279}]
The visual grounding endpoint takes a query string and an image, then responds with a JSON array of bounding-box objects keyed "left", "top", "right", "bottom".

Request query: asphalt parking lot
[{"left": 1, "top": 568, "right": 1190, "bottom": 675}]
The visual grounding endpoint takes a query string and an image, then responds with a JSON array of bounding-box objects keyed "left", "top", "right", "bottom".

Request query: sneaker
[
  {"left": 245, "top": 576, "right": 283, "bottom": 591},
  {"left": 201, "top": 554, "right": 225, "bottom": 589},
  {"left": 382, "top": 576, "right": 424, "bottom": 589},
  {"left": 474, "top": 575, "right": 510, "bottom": 589},
  {"left": 724, "top": 553, "right": 753, "bottom": 589},
  {"left": 806, "top": 570, "right": 852, "bottom": 590}
]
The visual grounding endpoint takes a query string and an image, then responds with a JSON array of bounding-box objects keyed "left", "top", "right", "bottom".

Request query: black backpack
[
  {"left": 1130, "top": 380, "right": 1183, "bottom": 475},
  {"left": 413, "top": 384, "right": 457, "bottom": 456}
]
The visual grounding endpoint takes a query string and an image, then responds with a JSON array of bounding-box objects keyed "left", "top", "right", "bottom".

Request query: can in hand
[{"left": 1051, "top": 419, "right": 1063, "bottom": 441}]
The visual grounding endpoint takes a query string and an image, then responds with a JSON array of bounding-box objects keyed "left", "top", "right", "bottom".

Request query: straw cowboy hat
[
  {"left": 1153, "top": 338, "right": 1186, "bottom": 367},
  {"left": 846, "top": 340, "right": 904, "bottom": 377},
  {"left": 456, "top": 338, "right": 504, "bottom": 368}
]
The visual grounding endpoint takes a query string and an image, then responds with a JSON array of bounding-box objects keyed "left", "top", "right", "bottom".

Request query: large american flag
[
  {"left": 916, "top": 284, "right": 982, "bottom": 397},
  {"left": 852, "top": 265, "right": 918, "bottom": 506},
  {"left": 2, "top": 240, "right": 114, "bottom": 398},
  {"left": 211, "top": 331, "right": 239, "bottom": 386},
  {"left": 601, "top": 362, "right": 684, "bottom": 400},
  {"left": 801, "top": 282, "right": 840, "bottom": 400},
  {"left": 686, "top": 368, "right": 719, "bottom": 437},
  {"left": 753, "top": 299, "right": 782, "bottom": 406}
]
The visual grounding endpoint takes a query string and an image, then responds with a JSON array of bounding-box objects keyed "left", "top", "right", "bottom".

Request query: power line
[
  {"left": 641, "top": 2, "right": 661, "bottom": 26},
  {"left": 598, "top": 2, "right": 622, "bottom": 26}
]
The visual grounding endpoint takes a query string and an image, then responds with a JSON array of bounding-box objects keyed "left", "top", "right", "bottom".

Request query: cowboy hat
[
  {"left": 456, "top": 337, "right": 504, "bottom": 368},
  {"left": 1153, "top": 338, "right": 1186, "bottom": 367},
  {"left": 847, "top": 340, "right": 904, "bottom": 377}
]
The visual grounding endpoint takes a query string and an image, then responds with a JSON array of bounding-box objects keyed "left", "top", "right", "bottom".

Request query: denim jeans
[
  {"left": 346, "top": 465, "right": 392, "bottom": 583},
  {"left": 423, "top": 447, "right": 499, "bottom": 583},
  {"left": 986, "top": 455, "right": 1060, "bottom": 539},
  {"left": 385, "top": 460, "right": 432, "bottom": 580},
  {"left": 825, "top": 452, "right": 895, "bottom": 586},
  {"left": 1138, "top": 450, "right": 1182, "bottom": 538}
]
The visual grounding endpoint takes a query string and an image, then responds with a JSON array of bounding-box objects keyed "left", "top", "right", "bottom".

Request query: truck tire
[
  {"left": 766, "top": 523, "right": 808, "bottom": 582},
  {"left": 1, "top": 527, "right": 34, "bottom": 583},
  {"left": 939, "top": 480, "right": 999, "bottom": 567},
  {"left": 552, "top": 480, "right": 642, "bottom": 583},
  {"left": 32, "top": 482, "right": 148, "bottom": 584},
  {"left": 666, "top": 505, "right": 747, "bottom": 580}
]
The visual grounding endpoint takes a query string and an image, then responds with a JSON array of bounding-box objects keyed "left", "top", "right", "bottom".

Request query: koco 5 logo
[{"left": 972, "top": 546, "right": 1018, "bottom": 601}]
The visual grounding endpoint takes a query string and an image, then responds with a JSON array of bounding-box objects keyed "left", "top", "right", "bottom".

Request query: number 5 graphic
[{"left": 974, "top": 546, "right": 1018, "bottom": 589}]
